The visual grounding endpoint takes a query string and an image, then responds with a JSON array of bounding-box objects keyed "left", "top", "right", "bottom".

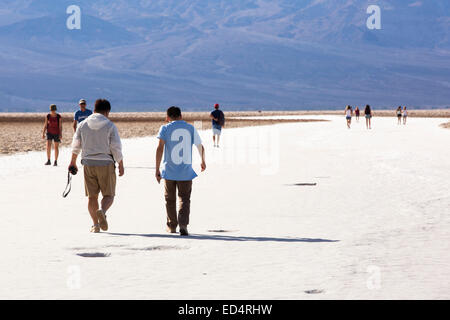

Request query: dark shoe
[
  {"left": 179, "top": 226, "right": 189, "bottom": 236},
  {"left": 53, "top": 160, "right": 58, "bottom": 166},
  {"left": 45, "top": 160, "right": 51, "bottom": 165}
]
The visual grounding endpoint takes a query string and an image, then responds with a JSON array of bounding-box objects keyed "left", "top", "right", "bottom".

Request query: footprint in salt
[
  {"left": 304, "top": 289, "right": 324, "bottom": 294},
  {"left": 76, "top": 252, "right": 111, "bottom": 258}
]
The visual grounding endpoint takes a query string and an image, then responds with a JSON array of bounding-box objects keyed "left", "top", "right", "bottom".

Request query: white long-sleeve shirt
[{"left": 72, "top": 113, "right": 123, "bottom": 164}]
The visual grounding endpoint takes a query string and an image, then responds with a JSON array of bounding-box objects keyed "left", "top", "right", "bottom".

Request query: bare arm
[
  {"left": 73, "top": 120, "right": 77, "bottom": 132},
  {"left": 42, "top": 117, "right": 48, "bottom": 138},
  {"left": 210, "top": 113, "right": 219, "bottom": 122},
  {"left": 69, "top": 153, "right": 78, "bottom": 170},
  {"left": 155, "top": 138, "right": 165, "bottom": 183},
  {"left": 117, "top": 160, "right": 124, "bottom": 177},
  {"left": 196, "top": 144, "right": 206, "bottom": 171}
]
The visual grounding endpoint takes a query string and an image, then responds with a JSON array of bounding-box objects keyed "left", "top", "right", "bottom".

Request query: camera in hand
[{"left": 69, "top": 166, "right": 78, "bottom": 175}]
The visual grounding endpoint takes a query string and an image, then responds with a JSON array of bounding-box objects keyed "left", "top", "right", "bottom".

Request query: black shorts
[{"left": 47, "top": 133, "right": 61, "bottom": 143}]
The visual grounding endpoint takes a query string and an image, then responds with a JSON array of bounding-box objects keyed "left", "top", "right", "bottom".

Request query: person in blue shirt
[
  {"left": 210, "top": 103, "right": 225, "bottom": 147},
  {"left": 155, "top": 106, "right": 206, "bottom": 236},
  {"left": 73, "top": 99, "right": 93, "bottom": 132}
]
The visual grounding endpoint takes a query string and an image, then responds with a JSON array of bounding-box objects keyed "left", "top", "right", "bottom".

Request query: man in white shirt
[{"left": 70, "top": 99, "right": 124, "bottom": 233}]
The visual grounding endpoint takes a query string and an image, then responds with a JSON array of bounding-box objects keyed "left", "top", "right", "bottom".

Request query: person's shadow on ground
[{"left": 105, "top": 232, "right": 339, "bottom": 243}]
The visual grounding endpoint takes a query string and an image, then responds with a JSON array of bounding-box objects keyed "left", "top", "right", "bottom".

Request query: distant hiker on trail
[
  {"left": 402, "top": 106, "right": 408, "bottom": 125},
  {"left": 365, "top": 104, "right": 373, "bottom": 129},
  {"left": 70, "top": 99, "right": 124, "bottom": 233},
  {"left": 396, "top": 106, "right": 402, "bottom": 125},
  {"left": 355, "top": 106, "right": 360, "bottom": 121},
  {"left": 345, "top": 105, "right": 353, "bottom": 129},
  {"left": 155, "top": 106, "right": 206, "bottom": 236},
  {"left": 42, "top": 104, "right": 62, "bottom": 166},
  {"left": 73, "top": 99, "right": 93, "bottom": 132},
  {"left": 210, "top": 103, "right": 225, "bottom": 147}
]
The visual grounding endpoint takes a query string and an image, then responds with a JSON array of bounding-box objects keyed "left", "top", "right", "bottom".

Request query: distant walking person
[
  {"left": 155, "top": 106, "right": 206, "bottom": 236},
  {"left": 402, "top": 106, "right": 408, "bottom": 125},
  {"left": 210, "top": 103, "right": 225, "bottom": 147},
  {"left": 364, "top": 104, "right": 373, "bottom": 129},
  {"left": 345, "top": 105, "right": 353, "bottom": 128},
  {"left": 42, "top": 104, "right": 62, "bottom": 166},
  {"left": 355, "top": 106, "right": 360, "bottom": 121},
  {"left": 73, "top": 99, "right": 93, "bottom": 132},
  {"left": 396, "top": 106, "right": 402, "bottom": 125},
  {"left": 70, "top": 99, "right": 124, "bottom": 233}
]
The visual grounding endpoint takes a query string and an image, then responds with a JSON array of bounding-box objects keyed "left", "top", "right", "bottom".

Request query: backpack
[
  {"left": 47, "top": 114, "right": 61, "bottom": 134},
  {"left": 218, "top": 111, "right": 225, "bottom": 126}
]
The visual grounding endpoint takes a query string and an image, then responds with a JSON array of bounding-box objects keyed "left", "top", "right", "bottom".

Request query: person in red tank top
[{"left": 42, "top": 104, "right": 62, "bottom": 166}]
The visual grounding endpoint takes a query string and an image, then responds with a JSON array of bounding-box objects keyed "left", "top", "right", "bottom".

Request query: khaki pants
[
  {"left": 84, "top": 164, "right": 116, "bottom": 197},
  {"left": 164, "top": 180, "right": 192, "bottom": 229}
]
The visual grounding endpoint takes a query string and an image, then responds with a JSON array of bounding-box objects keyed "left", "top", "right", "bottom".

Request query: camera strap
[{"left": 62, "top": 171, "right": 73, "bottom": 198}]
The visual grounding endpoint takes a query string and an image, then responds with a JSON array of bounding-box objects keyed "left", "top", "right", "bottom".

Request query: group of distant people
[
  {"left": 396, "top": 106, "right": 408, "bottom": 125},
  {"left": 42, "top": 99, "right": 92, "bottom": 166},
  {"left": 345, "top": 105, "right": 373, "bottom": 129},
  {"left": 42, "top": 99, "right": 226, "bottom": 236},
  {"left": 344, "top": 105, "right": 408, "bottom": 129}
]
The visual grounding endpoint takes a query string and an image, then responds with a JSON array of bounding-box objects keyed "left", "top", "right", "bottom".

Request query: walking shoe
[
  {"left": 90, "top": 224, "right": 100, "bottom": 233},
  {"left": 45, "top": 160, "right": 51, "bottom": 165},
  {"left": 96, "top": 209, "right": 108, "bottom": 231},
  {"left": 179, "top": 226, "right": 189, "bottom": 236},
  {"left": 166, "top": 226, "right": 177, "bottom": 234},
  {"left": 53, "top": 160, "right": 58, "bottom": 166}
]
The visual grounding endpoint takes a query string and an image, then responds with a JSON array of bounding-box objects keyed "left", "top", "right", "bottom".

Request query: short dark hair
[
  {"left": 167, "top": 106, "right": 181, "bottom": 119},
  {"left": 94, "top": 99, "right": 111, "bottom": 113}
]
